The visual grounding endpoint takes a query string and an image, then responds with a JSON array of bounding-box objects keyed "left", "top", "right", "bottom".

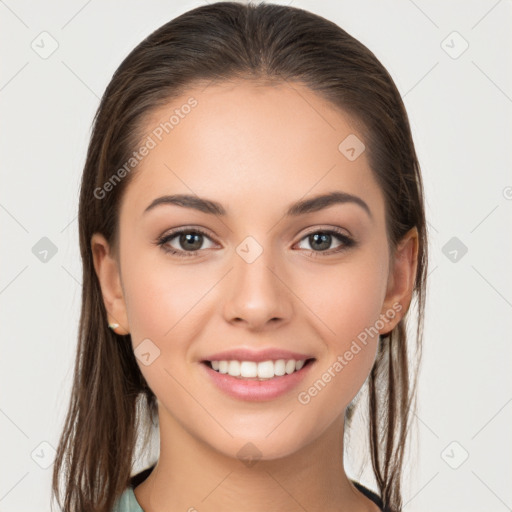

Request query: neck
[{"left": 134, "top": 408, "right": 376, "bottom": 512}]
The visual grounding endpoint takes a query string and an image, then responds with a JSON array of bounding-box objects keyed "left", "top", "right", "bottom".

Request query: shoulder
[
  {"left": 111, "top": 487, "right": 143, "bottom": 512},
  {"left": 111, "top": 465, "right": 155, "bottom": 511}
]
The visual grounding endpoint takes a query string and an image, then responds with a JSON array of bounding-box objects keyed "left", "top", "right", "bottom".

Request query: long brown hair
[{"left": 51, "top": 2, "right": 428, "bottom": 511}]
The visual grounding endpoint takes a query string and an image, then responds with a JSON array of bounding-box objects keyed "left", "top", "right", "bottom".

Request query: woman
[{"left": 51, "top": 2, "right": 428, "bottom": 511}]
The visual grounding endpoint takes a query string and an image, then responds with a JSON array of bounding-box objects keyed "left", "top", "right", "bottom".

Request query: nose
[{"left": 222, "top": 247, "right": 293, "bottom": 331}]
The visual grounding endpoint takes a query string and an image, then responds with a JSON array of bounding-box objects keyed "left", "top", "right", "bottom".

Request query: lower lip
[{"left": 200, "top": 360, "right": 315, "bottom": 402}]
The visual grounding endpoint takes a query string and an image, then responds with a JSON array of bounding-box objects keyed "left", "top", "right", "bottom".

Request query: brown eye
[
  {"left": 296, "top": 229, "right": 356, "bottom": 256},
  {"left": 156, "top": 228, "right": 217, "bottom": 257},
  {"left": 177, "top": 232, "right": 204, "bottom": 251},
  {"left": 307, "top": 232, "right": 333, "bottom": 251}
]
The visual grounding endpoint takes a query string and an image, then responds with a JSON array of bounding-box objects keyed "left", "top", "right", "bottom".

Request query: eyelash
[{"left": 155, "top": 227, "right": 356, "bottom": 259}]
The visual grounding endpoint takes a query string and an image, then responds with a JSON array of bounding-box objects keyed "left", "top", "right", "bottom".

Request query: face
[{"left": 92, "top": 80, "right": 417, "bottom": 461}]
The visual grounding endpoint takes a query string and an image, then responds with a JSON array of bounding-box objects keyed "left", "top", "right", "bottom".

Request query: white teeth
[
  {"left": 228, "top": 360, "right": 241, "bottom": 376},
  {"left": 274, "top": 359, "right": 286, "bottom": 376},
  {"left": 240, "top": 361, "right": 258, "bottom": 378},
  {"left": 257, "top": 360, "right": 274, "bottom": 379},
  {"left": 285, "top": 359, "right": 296, "bottom": 374},
  {"left": 207, "top": 358, "right": 309, "bottom": 379}
]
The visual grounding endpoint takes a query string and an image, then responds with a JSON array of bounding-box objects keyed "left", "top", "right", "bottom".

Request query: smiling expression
[{"left": 93, "top": 79, "right": 413, "bottom": 460}]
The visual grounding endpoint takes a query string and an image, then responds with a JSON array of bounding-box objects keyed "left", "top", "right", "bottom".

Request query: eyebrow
[{"left": 143, "top": 191, "right": 372, "bottom": 220}]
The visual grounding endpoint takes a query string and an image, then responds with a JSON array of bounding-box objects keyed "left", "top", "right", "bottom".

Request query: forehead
[{"left": 119, "top": 80, "right": 384, "bottom": 223}]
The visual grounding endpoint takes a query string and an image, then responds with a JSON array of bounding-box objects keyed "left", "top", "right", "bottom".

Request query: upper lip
[{"left": 201, "top": 348, "right": 315, "bottom": 363}]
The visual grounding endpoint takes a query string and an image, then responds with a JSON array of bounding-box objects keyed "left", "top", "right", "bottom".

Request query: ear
[
  {"left": 379, "top": 226, "right": 419, "bottom": 336},
  {"left": 91, "top": 233, "right": 130, "bottom": 335}
]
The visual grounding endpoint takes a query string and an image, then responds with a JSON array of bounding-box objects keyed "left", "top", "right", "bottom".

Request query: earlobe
[
  {"left": 90, "top": 233, "right": 130, "bottom": 335},
  {"left": 379, "top": 227, "right": 419, "bottom": 336}
]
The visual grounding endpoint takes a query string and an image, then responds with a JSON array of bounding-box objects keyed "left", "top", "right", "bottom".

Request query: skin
[{"left": 92, "top": 80, "right": 418, "bottom": 512}]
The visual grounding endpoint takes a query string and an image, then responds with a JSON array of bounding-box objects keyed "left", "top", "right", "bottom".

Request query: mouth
[
  {"left": 201, "top": 357, "right": 316, "bottom": 381},
  {"left": 200, "top": 356, "right": 317, "bottom": 401}
]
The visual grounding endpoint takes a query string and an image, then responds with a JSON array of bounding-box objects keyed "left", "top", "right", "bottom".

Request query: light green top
[
  {"left": 110, "top": 478, "right": 383, "bottom": 511},
  {"left": 111, "top": 486, "right": 144, "bottom": 512}
]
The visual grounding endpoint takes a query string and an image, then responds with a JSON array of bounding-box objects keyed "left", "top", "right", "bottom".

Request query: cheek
[
  {"left": 298, "top": 252, "right": 388, "bottom": 345},
  {"left": 121, "top": 253, "right": 222, "bottom": 392},
  {"left": 295, "top": 252, "right": 387, "bottom": 395},
  {"left": 121, "top": 258, "right": 208, "bottom": 403},
  {"left": 122, "top": 251, "right": 212, "bottom": 341}
]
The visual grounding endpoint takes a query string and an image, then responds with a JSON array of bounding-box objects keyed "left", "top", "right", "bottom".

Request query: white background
[{"left": 1, "top": 1, "right": 511, "bottom": 511}]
